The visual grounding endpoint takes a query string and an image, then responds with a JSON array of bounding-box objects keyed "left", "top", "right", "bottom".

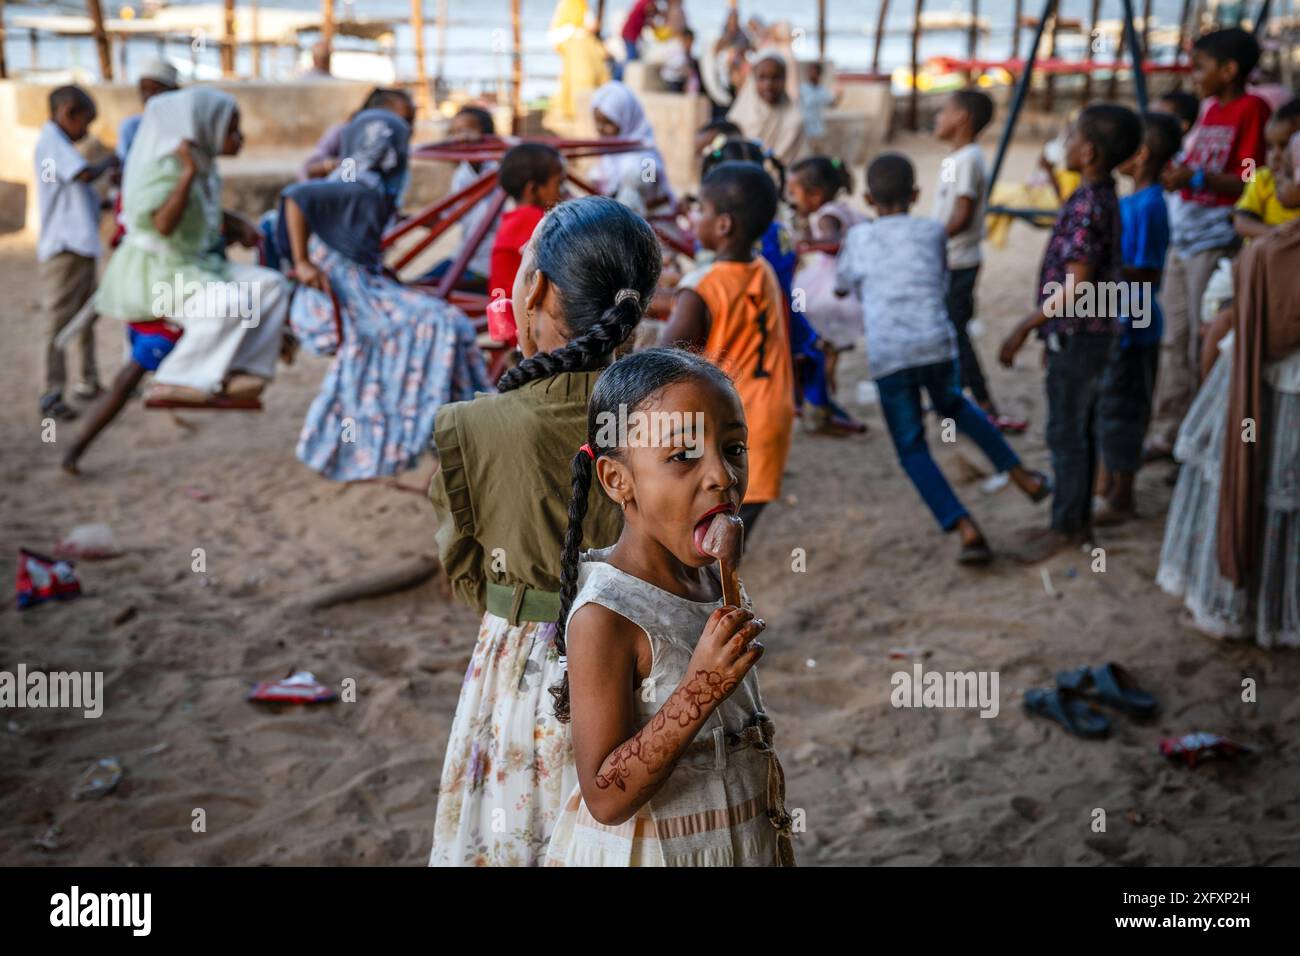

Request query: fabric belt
[{"left": 485, "top": 580, "right": 561, "bottom": 626}]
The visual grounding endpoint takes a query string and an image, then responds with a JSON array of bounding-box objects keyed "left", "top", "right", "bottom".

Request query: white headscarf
[
  {"left": 590, "top": 81, "right": 674, "bottom": 211},
  {"left": 726, "top": 51, "right": 805, "bottom": 168},
  {"left": 122, "top": 87, "right": 237, "bottom": 225}
]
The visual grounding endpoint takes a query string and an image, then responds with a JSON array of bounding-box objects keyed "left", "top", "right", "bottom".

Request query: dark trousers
[
  {"left": 738, "top": 502, "right": 766, "bottom": 549},
  {"left": 1098, "top": 341, "right": 1159, "bottom": 474},
  {"left": 1045, "top": 333, "right": 1115, "bottom": 534},
  {"left": 877, "top": 358, "right": 1021, "bottom": 530},
  {"left": 945, "top": 265, "right": 991, "bottom": 406}
]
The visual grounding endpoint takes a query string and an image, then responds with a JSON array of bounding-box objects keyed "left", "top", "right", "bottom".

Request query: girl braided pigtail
[{"left": 550, "top": 447, "right": 594, "bottom": 723}]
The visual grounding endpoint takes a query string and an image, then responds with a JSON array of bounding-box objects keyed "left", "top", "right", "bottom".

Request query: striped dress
[{"left": 545, "top": 551, "right": 796, "bottom": 867}]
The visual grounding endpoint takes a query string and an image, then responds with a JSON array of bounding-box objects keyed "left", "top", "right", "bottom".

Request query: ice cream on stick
[{"left": 701, "top": 512, "right": 745, "bottom": 608}]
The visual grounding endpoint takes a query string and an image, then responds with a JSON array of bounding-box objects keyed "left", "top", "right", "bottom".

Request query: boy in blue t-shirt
[{"left": 1095, "top": 112, "right": 1184, "bottom": 524}]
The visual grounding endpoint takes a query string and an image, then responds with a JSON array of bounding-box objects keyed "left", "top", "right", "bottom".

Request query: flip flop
[
  {"left": 1026, "top": 470, "right": 1053, "bottom": 503},
  {"left": 1023, "top": 686, "right": 1110, "bottom": 739},
  {"left": 1056, "top": 662, "right": 1157, "bottom": 719}
]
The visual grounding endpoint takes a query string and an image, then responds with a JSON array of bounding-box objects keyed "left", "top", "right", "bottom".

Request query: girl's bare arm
[{"left": 566, "top": 603, "right": 764, "bottom": 826}]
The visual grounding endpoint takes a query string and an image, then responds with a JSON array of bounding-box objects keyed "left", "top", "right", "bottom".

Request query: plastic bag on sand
[
  {"left": 57, "top": 523, "right": 122, "bottom": 560},
  {"left": 16, "top": 549, "right": 81, "bottom": 609}
]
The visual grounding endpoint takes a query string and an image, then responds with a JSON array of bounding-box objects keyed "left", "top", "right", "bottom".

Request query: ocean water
[{"left": 5, "top": 0, "right": 1199, "bottom": 99}]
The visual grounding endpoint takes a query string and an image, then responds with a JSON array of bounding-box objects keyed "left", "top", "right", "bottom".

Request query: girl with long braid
[
  {"left": 544, "top": 348, "right": 795, "bottom": 867},
  {"left": 427, "top": 196, "right": 661, "bottom": 866}
]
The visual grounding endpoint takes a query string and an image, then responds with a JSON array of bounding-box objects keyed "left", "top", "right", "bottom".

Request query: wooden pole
[
  {"left": 1176, "top": 0, "right": 1191, "bottom": 68},
  {"left": 510, "top": 0, "right": 522, "bottom": 133},
  {"left": 0, "top": 0, "right": 8, "bottom": 79},
  {"left": 967, "top": 0, "right": 980, "bottom": 84},
  {"left": 818, "top": 0, "right": 827, "bottom": 59},
  {"left": 252, "top": 0, "right": 262, "bottom": 78},
  {"left": 596, "top": 0, "right": 606, "bottom": 36},
  {"left": 411, "top": 0, "right": 430, "bottom": 114},
  {"left": 1011, "top": 0, "right": 1023, "bottom": 59},
  {"left": 435, "top": 0, "right": 447, "bottom": 86},
  {"left": 1107, "top": 4, "right": 1127, "bottom": 99},
  {"left": 1084, "top": 0, "right": 1100, "bottom": 103},
  {"left": 86, "top": 0, "right": 113, "bottom": 81},
  {"left": 322, "top": 0, "right": 335, "bottom": 49},
  {"left": 872, "top": 0, "right": 891, "bottom": 75},
  {"left": 29, "top": 26, "right": 39, "bottom": 72},
  {"left": 222, "top": 0, "right": 236, "bottom": 77},
  {"left": 909, "top": 0, "right": 924, "bottom": 130},
  {"left": 1044, "top": 0, "right": 1059, "bottom": 113},
  {"left": 1141, "top": 0, "right": 1152, "bottom": 53}
]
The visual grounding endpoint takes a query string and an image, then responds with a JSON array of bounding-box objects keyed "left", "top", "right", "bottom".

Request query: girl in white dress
[{"left": 544, "top": 348, "right": 795, "bottom": 866}]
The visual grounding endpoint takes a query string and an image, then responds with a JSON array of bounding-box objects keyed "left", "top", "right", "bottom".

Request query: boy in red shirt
[
  {"left": 1148, "top": 28, "right": 1271, "bottom": 457},
  {"left": 487, "top": 143, "right": 565, "bottom": 347}
]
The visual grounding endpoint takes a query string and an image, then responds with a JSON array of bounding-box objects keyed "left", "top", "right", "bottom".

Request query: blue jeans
[{"left": 876, "top": 359, "right": 1021, "bottom": 530}]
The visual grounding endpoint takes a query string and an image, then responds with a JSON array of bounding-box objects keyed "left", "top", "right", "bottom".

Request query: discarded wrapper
[
  {"left": 248, "top": 670, "right": 338, "bottom": 704},
  {"left": 73, "top": 757, "right": 123, "bottom": 800},
  {"left": 16, "top": 548, "right": 82, "bottom": 609},
  {"left": 700, "top": 512, "right": 744, "bottom": 608},
  {"left": 1159, "top": 732, "right": 1254, "bottom": 768}
]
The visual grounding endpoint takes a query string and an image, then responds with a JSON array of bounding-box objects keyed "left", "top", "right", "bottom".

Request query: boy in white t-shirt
[
  {"left": 933, "top": 90, "right": 1017, "bottom": 428},
  {"left": 35, "top": 86, "right": 118, "bottom": 419}
]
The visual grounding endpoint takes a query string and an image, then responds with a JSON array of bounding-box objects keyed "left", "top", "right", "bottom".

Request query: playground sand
[{"left": 2, "top": 134, "right": 1298, "bottom": 866}]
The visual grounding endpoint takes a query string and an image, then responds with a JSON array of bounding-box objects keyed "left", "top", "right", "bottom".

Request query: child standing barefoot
[
  {"left": 546, "top": 348, "right": 795, "bottom": 867},
  {"left": 427, "top": 197, "right": 661, "bottom": 866}
]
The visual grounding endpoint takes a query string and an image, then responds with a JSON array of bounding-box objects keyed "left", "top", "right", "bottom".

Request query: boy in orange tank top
[{"left": 662, "top": 160, "right": 794, "bottom": 542}]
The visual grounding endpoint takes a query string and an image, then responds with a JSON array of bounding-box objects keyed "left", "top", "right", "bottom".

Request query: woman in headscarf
[
  {"left": 95, "top": 87, "right": 291, "bottom": 404},
  {"left": 278, "top": 108, "right": 492, "bottom": 481},
  {"left": 589, "top": 80, "right": 675, "bottom": 216},
  {"left": 726, "top": 50, "right": 805, "bottom": 168},
  {"left": 1156, "top": 212, "right": 1300, "bottom": 648}
]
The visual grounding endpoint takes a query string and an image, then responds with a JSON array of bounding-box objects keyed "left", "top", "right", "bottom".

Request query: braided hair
[
  {"left": 791, "top": 155, "right": 853, "bottom": 200},
  {"left": 551, "top": 348, "right": 735, "bottom": 721},
  {"left": 497, "top": 195, "right": 662, "bottom": 393},
  {"left": 700, "top": 136, "right": 786, "bottom": 195}
]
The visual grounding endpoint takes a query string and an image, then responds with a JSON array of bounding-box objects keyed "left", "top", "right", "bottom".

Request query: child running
[
  {"left": 837, "top": 154, "right": 1049, "bottom": 564},
  {"left": 999, "top": 104, "right": 1144, "bottom": 562},
  {"left": 36, "top": 85, "right": 120, "bottom": 420},
  {"left": 663, "top": 160, "right": 795, "bottom": 540},
  {"left": 428, "top": 196, "right": 662, "bottom": 866},
  {"left": 1094, "top": 112, "right": 1184, "bottom": 525},
  {"left": 544, "top": 347, "right": 795, "bottom": 867},
  {"left": 486, "top": 143, "right": 565, "bottom": 348},
  {"left": 788, "top": 155, "right": 865, "bottom": 397}
]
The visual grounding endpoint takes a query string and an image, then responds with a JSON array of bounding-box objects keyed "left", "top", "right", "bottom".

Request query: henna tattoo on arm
[{"left": 595, "top": 669, "right": 738, "bottom": 795}]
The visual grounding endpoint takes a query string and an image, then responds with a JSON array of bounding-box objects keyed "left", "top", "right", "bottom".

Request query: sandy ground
[{"left": 2, "top": 135, "right": 1298, "bottom": 867}]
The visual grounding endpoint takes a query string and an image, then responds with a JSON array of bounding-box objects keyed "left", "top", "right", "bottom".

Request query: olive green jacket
[{"left": 429, "top": 370, "right": 622, "bottom": 618}]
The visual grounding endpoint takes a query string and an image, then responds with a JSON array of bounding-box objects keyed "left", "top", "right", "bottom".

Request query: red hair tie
[{"left": 579, "top": 443, "right": 595, "bottom": 461}]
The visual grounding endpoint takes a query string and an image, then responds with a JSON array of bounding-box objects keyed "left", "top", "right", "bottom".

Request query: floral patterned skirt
[
  {"left": 428, "top": 612, "right": 576, "bottom": 866},
  {"left": 290, "top": 241, "right": 491, "bottom": 481}
]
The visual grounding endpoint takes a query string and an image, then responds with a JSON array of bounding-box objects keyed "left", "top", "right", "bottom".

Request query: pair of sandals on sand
[{"left": 1023, "top": 662, "right": 1156, "bottom": 738}]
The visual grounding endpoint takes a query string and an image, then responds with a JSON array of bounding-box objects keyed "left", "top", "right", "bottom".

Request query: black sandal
[
  {"left": 40, "top": 392, "right": 78, "bottom": 421},
  {"left": 1056, "top": 662, "right": 1157, "bottom": 719},
  {"left": 1024, "top": 686, "right": 1110, "bottom": 739},
  {"left": 957, "top": 538, "right": 993, "bottom": 565}
]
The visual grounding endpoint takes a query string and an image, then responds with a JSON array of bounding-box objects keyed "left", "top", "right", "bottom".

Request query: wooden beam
[
  {"left": 967, "top": 0, "right": 980, "bottom": 85},
  {"left": 411, "top": 0, "right": 431, "bottom": 114},
  {"left": 251, "top": 0, "right": 262, "bottom": 78},
  {"left": 222, "top": 0, "right": 236, "bottom": 77},
  {"left": 321, "top": 0, "right": 335, "bottom": 48},
  {"left": 435, "top": 0, "right": 447, "bottom": 86},
  {"left": 0, "top": 0, "right": 8, "bottom": 79},
  {"left": 872, "top": 0, "right": 891, "bottom": 75},
  {"left": 909, "top": 0, "right": 924, "bottom": 130},
  {"left": 1084, "top": 0, "right": 1100, "bottom": 103},
  {"left": 86, "top": 0, "right": 113, "bottom": 81},
  {"left": 510, "top": 0, "right": 522, "bottom": 133},
  {"left": 1011, "top": 0, "right": 1022, "bottom": 59},
  {"left": 818, "top": 0, "right": 827, "bottom": 59}
]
